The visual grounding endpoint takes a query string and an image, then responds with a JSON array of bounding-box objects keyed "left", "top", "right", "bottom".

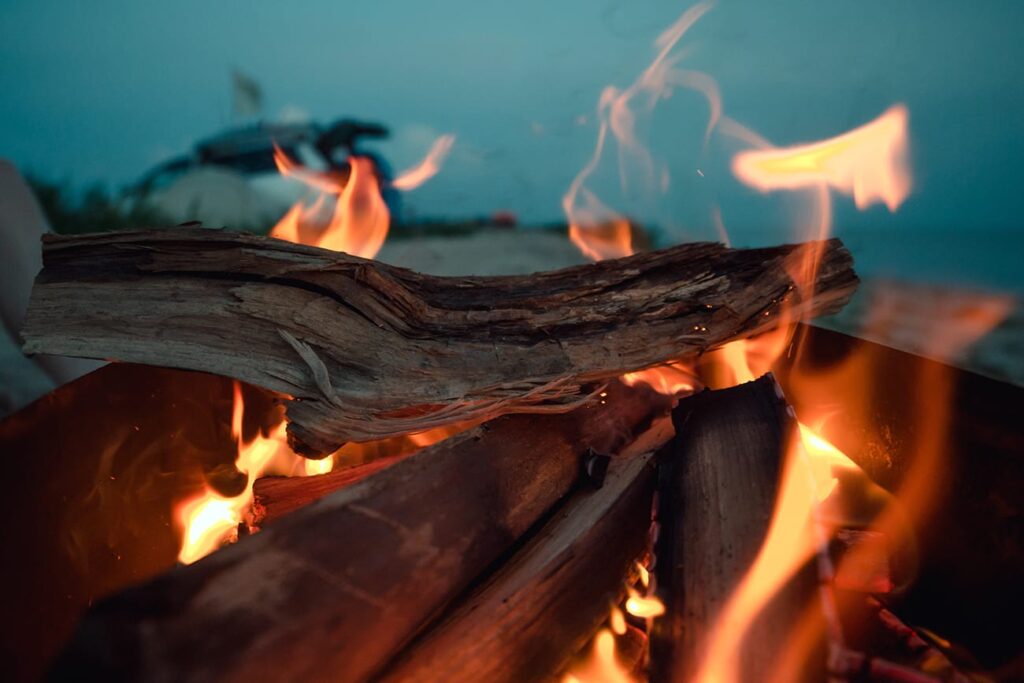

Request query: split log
[
  {"left": 251, "top": 453, "right": 410, "bottom": 528},
  {"left": 650, "top": 375, "right": 823, "bottom": 683},
  {"left": 49, "top": 381, "right": 668, "bottom": 683},
  {"left": 21, "top": 228, "right": 858, "bottom": 454},
  {"left": 378, "top": 417, "right": 673, "bottom": 683}
]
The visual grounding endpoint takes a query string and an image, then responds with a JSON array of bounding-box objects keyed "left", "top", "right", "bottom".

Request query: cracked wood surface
[
  {"left": 21, "top": 228, "right": 857, "bottom": 454},
  {"left": 49, "top": 381, "right": 668, "bottom": 683},
  {"left": 378, "top": 417, "right": 673, "bottom": 683}
]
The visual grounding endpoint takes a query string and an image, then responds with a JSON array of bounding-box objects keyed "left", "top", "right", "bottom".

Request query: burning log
[
  {"left": 651, "top": 375, "right": 822, "bottom": 683},
  {"left": 250, "top": 453, "right": 409, "bottom": 528},
  {"left": 378, "top": 418, "right": 672, "bottom": 683},
  {"left": 21, "top": 228, "right": 858, "bottom": 454},
  {"left": 49, "top": 382, "right": 668, "bottom": 683}
]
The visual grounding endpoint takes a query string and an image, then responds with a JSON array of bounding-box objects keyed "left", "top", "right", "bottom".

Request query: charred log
[
  {"left": 378, "top": 418, "right": 672, "bottom": 683},
  {"left": 651, "top": 375, "right": 823, "bottom": 683},
  {"left": 250, "top": 453, "right": 410, "bottom": 528},
  {"left": 49, "top": 381, "right": 668, "bottom": 683},
  {"left": 21, "top": 228, "right": 858, "bottom": 454}
]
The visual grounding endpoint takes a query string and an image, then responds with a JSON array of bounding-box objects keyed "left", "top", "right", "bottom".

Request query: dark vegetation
[
  {"left": 25, "top": 175, "right": 570, "bottom": 240},
  {"left": 27, "top": 177, "right": 169, "bottom": 235}
]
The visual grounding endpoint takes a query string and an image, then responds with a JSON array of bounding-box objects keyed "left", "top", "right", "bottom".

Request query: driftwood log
[
  {"left": 379, "top": 418, "right": 673, "bottom": 683},
  {"left": 50, "top": 382, "right": 668, "bottom": 683},
  {"left": 21, "top": 228, "right": 858, "bottom": 454},
  {"left": 651, "top": 375, "right": 822, "bottom": 683}
]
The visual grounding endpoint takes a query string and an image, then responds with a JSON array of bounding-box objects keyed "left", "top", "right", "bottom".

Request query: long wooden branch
[
  {"left": 22, "top": 228, "right": 857, "bottom": 453},
  {"left": 49, "top": 382, "right": 668, "bottom": 683}
]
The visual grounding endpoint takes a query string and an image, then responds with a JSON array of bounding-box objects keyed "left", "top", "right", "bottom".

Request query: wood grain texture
[
  {"left": 49, "top": 382, "right": 668, "bottom": 683},
  {"left": 21, "top": 228, "right": 858, "bottom": 453},
  {"left": 250, "top": 453, "right": 410, "bottom": 528},
  {"left": 378, "top": 418, "right": 673, "bottom": 683},
  {"left": 651, "top": 375, "right": 822, "bottom": 683}
]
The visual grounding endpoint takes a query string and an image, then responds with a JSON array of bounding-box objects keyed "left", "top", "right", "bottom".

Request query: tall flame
[
  {"left": 174, "top": 383, "right": 309, "bottom": 564},
  {"left": 558, "top": 6, "right": 962, "bottom": 680},
  {"left": 270, "top": 134, "right": 454, "bottom": 257},
  {"left": 690, "top": 421, "right": 859, "bottom": 683},
  {"left": 270, "top": 150, "right": 389, "bottom": 259},
  {"left": 685, "top": 104, "right": 916, "bottom": 681},
  {"left": 562, "top": 1, "right": 717, "bottom": 261}
]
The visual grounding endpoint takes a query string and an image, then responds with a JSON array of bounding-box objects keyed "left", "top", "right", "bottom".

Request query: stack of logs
[{"left": 21, "top": 229, "right": 967, "bottom": 681}]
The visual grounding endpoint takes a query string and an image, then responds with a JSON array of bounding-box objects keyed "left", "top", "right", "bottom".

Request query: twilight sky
[{"left": 2, "top": 0, "right": 1023, "bottom": 260}]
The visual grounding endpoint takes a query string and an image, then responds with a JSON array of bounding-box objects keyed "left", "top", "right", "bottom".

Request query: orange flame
[
  {"left": 173, "top": 388, "right": 475, "bottom": 563},
  {"left": 561, "top": 9, "right": 930, "bottom": 677},
  {"left": 563, "top": 1, "right": 716, "bottom": 261},
  {"left": 393, "top": 134, "right": 456, "bottom": 190},
  {"left": 270, "top": 134, "right": 453, "bottom": 256},
  {"left": 732, "top": 105, "right": 911, "bottom": 212},
  {"left": 271, "top": 149, "right": 390, "bottom": 259},
  {"left": 174, "top": 384, "right": 305, "bottom": 564},
  {"left": 692, "top": 421, "right": 859, "bottom": 683},
  {"left": 687, "top": 103, "right": 915, "bottom": 680},
  {"left": 622, "top": 362, "right": 697, "bottom": 396},
  {"left": 562, "top": 629, "right": 636, "bottom": 683},
  {"left": 624, "top": 588, "right": 666, "bottom": 619}
]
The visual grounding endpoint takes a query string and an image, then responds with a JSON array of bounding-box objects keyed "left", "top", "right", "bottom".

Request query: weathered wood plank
[{"left": 21, "top": 228, "right": 858, "bottom": 453}]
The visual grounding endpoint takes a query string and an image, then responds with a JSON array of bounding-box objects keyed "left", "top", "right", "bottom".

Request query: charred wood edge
[
  {"left": 47, "top": 381, "right": 668, "bottom": 683},
  {"left": 375, "top": 417, "right": 674, "bottom": 683},
  {"left": 250, "top": 453, "right": 409, "bottom": 528},
  {"left": 21, "top": 228, "right": 858, "bottom": 454},
  {"left": 650, "top": 374, "right": 812, "bottom": 682}
]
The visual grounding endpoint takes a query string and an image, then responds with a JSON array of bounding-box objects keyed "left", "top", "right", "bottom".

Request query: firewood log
[
  {"left": 21, "top": 228, "right": 858, "bottom": 454},
  {"left": 250, "top": 453, "right": 409, "bottom": 528},
  {"left": 378, "top": 417, "right": 673, "bottom": 683},
  {"left": 650, "top": 375, "right": 823, "bottom": 683},
  {"left": 49, "top": 381, "right": 668, "bottom": 683}
]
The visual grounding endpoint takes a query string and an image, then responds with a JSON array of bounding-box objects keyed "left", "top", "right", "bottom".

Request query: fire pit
[{"left": 2, "top": 4, "right": 1022, "bottom": 683}]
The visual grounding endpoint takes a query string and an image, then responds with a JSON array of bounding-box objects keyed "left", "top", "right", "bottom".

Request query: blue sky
[{"left": 2, "top": 0, "right": 1023, "bottom": 250}]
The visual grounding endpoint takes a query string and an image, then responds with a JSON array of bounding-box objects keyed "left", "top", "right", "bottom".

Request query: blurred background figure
[{"left": 0, "top": 160, "right": 102, "bottom": 414}]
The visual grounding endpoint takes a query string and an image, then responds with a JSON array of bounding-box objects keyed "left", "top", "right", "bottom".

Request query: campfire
[{"left": 3, "top": 5, "right": 1021, "bottom": 683}]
